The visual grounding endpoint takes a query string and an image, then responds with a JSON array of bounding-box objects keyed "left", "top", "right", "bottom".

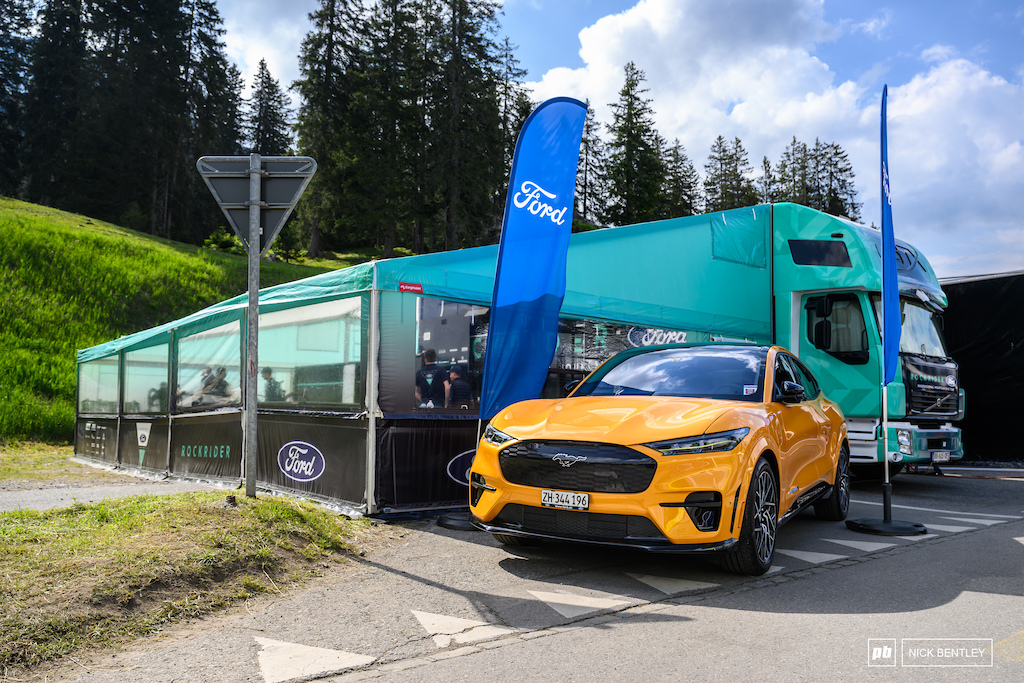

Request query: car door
[{"left": 769, "top": 352, "right": 829, "bottom": 510}]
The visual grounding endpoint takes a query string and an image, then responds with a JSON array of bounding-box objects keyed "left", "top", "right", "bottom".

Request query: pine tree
[
  {"left": 574, "top": 100, "right": 606, "bottom": 229},
  {"left": 430, "top": 0, "right": 504, "bottom": 250},
  {"left": 703, "top": 135, "right": 757, "bottom": 212},
  {"left": 495, "top": 36, "right": 530, "bottom": 177},
  {"left": 352, "top": 0, "right": 421, "bottom": 256},
  {"left": 774, "top": 136, "right": 859, "bottom": 220},
  {"left": 246, "top": 59, "right": 292, "bottom": 154},
  {"left": 817, "top": 140, "right": 861, "bottom": 220},
  {"left": 602, "top": 62, "right": 665, "bottom": 226},
  {"left": 775, "top": 136, "right": 810, "bottom": 206},
  {"left": 22, "top": 0, "right": 88, "bottom": 207},
  {"left": 0, "top": 0, "right": 32, "bottom": 195},
  {"left": 659, "top": 138, "right": 701, "bottom": 218},
  {"left": 293, "top": 0, "right": 365, "bottom": 257},
  {"left": 758, "top": 156, "right": 776, "bottom": 204}
]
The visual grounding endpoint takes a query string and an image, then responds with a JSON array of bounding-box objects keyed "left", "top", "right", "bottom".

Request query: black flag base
[
  {"left": 846, "top": 518, "right": 927, "bottom": 536},
  {"left": 437, "top": 510, "right": 478, "bottom": 532},
  {"left": 845, "top": 481, "right": 927, "bottom": 536}
]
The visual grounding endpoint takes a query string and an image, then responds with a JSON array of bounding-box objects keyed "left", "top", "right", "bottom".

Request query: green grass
[
  {"left": 0, "top": 197, "right": 398, "bottom": 442},
  {"left": 0, "top": 484, "right": 370, "bottom": 670}
]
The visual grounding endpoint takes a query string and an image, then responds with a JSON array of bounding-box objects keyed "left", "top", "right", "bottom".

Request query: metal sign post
[{"left": 197, "top": 155, "right": 317, "bottom": 497}]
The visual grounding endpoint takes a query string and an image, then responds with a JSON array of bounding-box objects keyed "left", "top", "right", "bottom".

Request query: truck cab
[{"left": 771, "top": 203, "right": 964, "bottom": 471}]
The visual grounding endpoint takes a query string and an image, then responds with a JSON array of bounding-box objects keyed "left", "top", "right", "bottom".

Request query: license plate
[
  {"left": 932, "top": 451, "right": 951, "bottom": 463},
  {"left": 541, "top": 489, "right": 589, "bottom": 511}
]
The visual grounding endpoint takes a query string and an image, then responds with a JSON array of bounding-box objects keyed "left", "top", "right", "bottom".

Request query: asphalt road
[{"left": 27, "top": 466, "right": 1024, "bottom": 682}]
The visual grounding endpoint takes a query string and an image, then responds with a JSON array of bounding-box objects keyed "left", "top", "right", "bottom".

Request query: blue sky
[{"left": 218, "top": 0, "right": 1024, "bottom": 278}]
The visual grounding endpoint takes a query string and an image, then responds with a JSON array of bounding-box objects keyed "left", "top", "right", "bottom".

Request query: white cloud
[
  {"left": 852, "top": 9, "right": 892, "bottom": 39},
  {"left": 219, "top": 0, "right": 319, "bottom": 107},
  {"left": 527, "top": 0, "right": 1024, "bottom": 277}
]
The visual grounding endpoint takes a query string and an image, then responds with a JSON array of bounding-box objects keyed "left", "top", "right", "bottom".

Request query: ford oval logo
[
  {"left": 277, "top": 441, "right": 326, "bottom": 482},
  {"left": 446, "top": 449, "right": 476, "bottom": 487}
]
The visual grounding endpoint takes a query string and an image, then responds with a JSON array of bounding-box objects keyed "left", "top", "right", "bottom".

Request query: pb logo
[{"left": 868, "top": 639, "right": 897, "bottom": 667}]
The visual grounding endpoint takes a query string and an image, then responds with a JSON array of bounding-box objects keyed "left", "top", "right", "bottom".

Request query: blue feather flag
[{"left": 479, "top": 97, "right": 588, "bottom": 420}]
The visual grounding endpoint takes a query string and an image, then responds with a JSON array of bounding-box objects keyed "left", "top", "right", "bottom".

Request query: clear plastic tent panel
[
  {"left": 176, "top": 320, "right": 242, "bottom": 410},
  {"left": 78, "top": 356, "right": 119, "bottom": 414},
  {"left": 124, "top": 344, "right": 170, "bottom": 414},
  {"left": 258, "top": 297, "right": 362, "bottom": 407},
  {"left": 711, "top": 206, "right": 769, "bottom": 268}
]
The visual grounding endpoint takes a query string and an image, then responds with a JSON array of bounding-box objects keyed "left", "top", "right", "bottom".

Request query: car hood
[{"left": 493, "top": 396, "right": 739, "bottom": 445}]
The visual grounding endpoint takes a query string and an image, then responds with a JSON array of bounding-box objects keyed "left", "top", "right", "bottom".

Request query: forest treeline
[{"left": 0, "top": 0, "right": 861, "bottom": 259}]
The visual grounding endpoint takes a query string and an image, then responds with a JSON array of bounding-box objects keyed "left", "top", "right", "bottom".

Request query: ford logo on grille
[
  {"left": 277, "top": 441, "right": 326, "bottom": 482},
  {"left": 552, "top": 453, "right": 586, "bottom": 468}
]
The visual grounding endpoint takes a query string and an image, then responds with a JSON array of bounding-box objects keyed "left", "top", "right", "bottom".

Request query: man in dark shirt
[
  {"left": 415, "top": 349, "right": 446, "bottom": 407},
  {"left": 446, "top": 364, "right": 473, "bottom": 408}
]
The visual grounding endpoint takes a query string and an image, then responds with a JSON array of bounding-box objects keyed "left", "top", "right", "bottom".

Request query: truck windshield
[{"left": 871, "top": 296, "right": 948, "bottom": 358}]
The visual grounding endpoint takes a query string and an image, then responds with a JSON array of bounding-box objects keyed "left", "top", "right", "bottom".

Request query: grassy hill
[{"left": 0, "top": 197, "right": 367, "bottom": 443}]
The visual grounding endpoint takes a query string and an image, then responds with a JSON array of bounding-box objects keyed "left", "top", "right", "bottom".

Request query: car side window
[
  {"left": 774, "top": 355, "right": 797, "bottom": 389},
  {"left": 789, "top": 355, "right": 821, "bottom": 400}
]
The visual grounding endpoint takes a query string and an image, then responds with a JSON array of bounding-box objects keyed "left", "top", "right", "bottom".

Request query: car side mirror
[
  {"left": 777, "top": 381, "right": 805, "bottom": 403},
  {"left": 564, "top": 380, "right": 581, "bottom": 394},
  {"left": 813, "top": 320, "right": 832, "bottom": 350}
]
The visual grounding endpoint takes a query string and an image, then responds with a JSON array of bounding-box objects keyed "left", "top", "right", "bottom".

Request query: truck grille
[
  {"left": 498, "top": 440, "right": 657, "bottom": 493},
  {"left": 907, "top": 388, "right": 958, "bottom": 416},
  {"left": 493, "top": 504, "right": 665, "bottom": 542}
]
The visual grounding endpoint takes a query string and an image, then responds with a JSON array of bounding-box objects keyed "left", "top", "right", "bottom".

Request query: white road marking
[
  {"left": 822, "top": 538, "right": 896, "bottom": 552},
  {"left": 850, "top": 499, "right": 1022, "bottom": 519},
  {"left": 255, "top": 637, "right": 374, "bottom": 683},
  {"left": 774, "top": 548, "right": 848, "bottom": 564},
  {"left": 767, "top": 565, "right": 786, "bottom": 574},
  {"left": 626, "top": 573, "right": 718, "bottom": 595},
  {"left": 411, "top": 610, "right": 516, "bottom": 648},
  {"left": 1015, "top": 538, "right": 1024, "bottom": 548},
  {"left": 528, "top": 589, "right": 631, "bottom": 619},
  {"left": 939, "top": 516, "right": 1005, "bottom": 526},
  {"left": 897, "top": 533, "right": 939, "bottom": 541},
  {"left": 924, "top": 523, "right": 978, "bottom": 533}
]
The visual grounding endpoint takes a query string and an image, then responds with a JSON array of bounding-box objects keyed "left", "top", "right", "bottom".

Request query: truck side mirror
[
  {"left": 815, "top": 296, "right": 833, "bottom": 317},
  {"left": 813, "top": 320, "right": 832, "bottom": 350}
]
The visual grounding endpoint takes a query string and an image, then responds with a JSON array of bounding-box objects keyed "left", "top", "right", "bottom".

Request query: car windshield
[{"left": 573, "top": 346, "right": 767, "bottom": 402}]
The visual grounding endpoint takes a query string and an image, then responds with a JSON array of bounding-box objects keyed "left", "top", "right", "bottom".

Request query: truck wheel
[
  {"left": 851, "top": 462, "right": 903, "bottom": 480},
  {"left": 721, "top": 458, "right": 777, "bottom": 576},
  {"left": 814, "top": 444, "right": 850, "bottom": 521}
]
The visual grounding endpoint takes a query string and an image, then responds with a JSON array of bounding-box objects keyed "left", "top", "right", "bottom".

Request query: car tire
[
  {"left": 491, "top": 533, "right": 540, "bottom": 547},
  {"left": 721, "top": 458, "right": 778, "bottom": 576},
  {"left": 814, "top": 444, "right": 850, "bottom": 521}
]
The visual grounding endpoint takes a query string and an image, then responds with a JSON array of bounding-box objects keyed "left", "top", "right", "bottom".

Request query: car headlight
[
  {"left": 644, "top": 427, "right": 750, "bottom": 456},
  {"left": 483, "top": 423, "right": 517, "bottom": 447}
]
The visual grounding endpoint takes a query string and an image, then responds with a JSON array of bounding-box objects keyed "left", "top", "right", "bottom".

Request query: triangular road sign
[{"left": 196, "top": 155, "right": 316, "bottom": 255}]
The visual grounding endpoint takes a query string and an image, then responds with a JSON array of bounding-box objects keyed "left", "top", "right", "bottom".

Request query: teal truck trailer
[{"left": 688, "top": 203, "right": 964, "bottom": 470}]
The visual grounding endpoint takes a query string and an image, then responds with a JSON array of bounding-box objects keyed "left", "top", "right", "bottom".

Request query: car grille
[
  {"left": 498, "top": 440, "right": 657, "bottom": 493},
  {"left": 494, "top": 504, "right": 665, "bottom": 542}
]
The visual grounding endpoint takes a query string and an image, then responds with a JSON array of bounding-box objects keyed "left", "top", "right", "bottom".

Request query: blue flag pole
[
  {"left": 478, "top": 97, "right": 588, "bottom": 422},
  {"left": 847, "top": 85, "right": 926, "bottom": 536}
]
